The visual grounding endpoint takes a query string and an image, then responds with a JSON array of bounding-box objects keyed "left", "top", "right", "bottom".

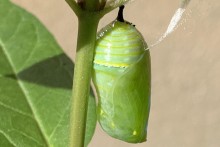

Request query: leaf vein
[
  {"left": 4, "top": 11, "right": 23, "bottom": 43},
  {"left": 49, "top": 102, "right": 70, "bottom": 139},
  {"left": 0, "top": 130, "right": 17, "bottom": 147},
  {"left": 0, "top": 38, "right": 50, "bottom": 146},
  {"left": 0, "top": 101, "right": 33, "bottom": 118},
  {"left": 10, "top": 129, "right": 45, "bottom": 147},
  {"left": 19, "top": 22, "right": 39, "bottom": 70}
]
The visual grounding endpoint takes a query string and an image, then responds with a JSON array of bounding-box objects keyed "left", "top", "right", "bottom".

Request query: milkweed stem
[
  {"left": 69, "top": 15, "right": 100, "bottom": 147},
  {"left": 66, "top": 1, "right": 130, "bottom": 146}
]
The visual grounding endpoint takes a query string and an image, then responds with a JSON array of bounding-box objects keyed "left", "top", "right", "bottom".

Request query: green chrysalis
[{"left": 92, "top": 6, "right": 151, "bottom": 143}]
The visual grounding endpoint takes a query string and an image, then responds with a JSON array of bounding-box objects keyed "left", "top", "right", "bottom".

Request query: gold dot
[
  {"left": 100, "top": 109, "right": 104, "bottom": 115},
  {"left": 111, "top": 122, "right": 115, "bottom": 128},
  {"left": 133, "top": 130, "right": 137, "bottom": 136}
]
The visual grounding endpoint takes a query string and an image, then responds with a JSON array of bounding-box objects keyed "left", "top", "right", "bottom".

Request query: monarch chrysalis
[{"left": 92, "top": 6, "right": 151, "bottom": 143}]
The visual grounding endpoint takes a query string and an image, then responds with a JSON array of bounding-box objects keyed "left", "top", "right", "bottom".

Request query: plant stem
[{"left": 69, "top": 14, "right": 100, "bottom": 147}]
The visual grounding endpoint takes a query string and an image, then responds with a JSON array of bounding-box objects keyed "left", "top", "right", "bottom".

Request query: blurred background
[{"left": 12, "top": 0, "right": 220, "bottom": 147}]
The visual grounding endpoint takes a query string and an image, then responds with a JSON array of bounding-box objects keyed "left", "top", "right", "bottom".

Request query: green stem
[{"left": 69, "top": 14, "right": 100, "bottom": 147}]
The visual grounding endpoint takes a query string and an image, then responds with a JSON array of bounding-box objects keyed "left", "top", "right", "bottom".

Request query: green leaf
[{"left": 0, "top": 0, "right": 96, "bottom": 147}]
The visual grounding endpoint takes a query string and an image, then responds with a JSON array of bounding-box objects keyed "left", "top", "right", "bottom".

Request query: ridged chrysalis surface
[{"left": 92, "top": 6, "right": 151, "bottom": 143}]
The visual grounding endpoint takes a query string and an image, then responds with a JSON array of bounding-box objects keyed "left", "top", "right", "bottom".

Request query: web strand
[{"left": 146, "top": 0, "right": 191, "bottom": 51}]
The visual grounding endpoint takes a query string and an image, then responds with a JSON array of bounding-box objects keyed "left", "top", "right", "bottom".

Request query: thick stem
[{"left": 70, "top": 14, "right": 99, "bottom": 147}]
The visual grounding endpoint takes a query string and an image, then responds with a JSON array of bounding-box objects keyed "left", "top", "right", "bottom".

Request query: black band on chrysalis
[{"left": 117, "top": 5, "right": 125, "bottom": 22}]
